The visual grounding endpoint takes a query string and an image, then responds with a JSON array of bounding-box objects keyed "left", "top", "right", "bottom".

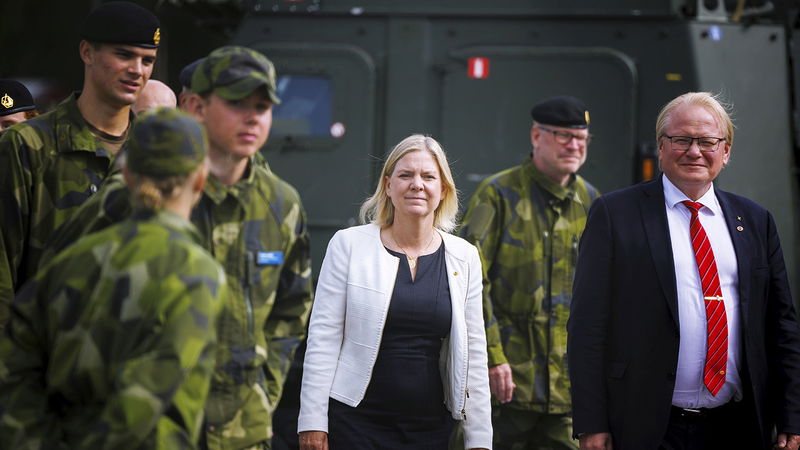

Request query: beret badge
[{"left": 1, "top": 94, "right": 13, "bottom": 109}]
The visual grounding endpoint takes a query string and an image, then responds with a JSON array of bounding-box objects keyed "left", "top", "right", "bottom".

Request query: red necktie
[{"left": 682, "top": 201, "right": 728, "bottom": 396}]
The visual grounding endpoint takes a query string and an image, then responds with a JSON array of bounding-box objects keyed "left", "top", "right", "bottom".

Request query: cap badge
[
  {"left": 1, "top": 93, "right": 13, "bottom": 109},
  {"left": 584, "top": 110, "right": 590, "bottom": 125},
  {"left": 153, "top": 28, "right": 161, "bottom": 46}
]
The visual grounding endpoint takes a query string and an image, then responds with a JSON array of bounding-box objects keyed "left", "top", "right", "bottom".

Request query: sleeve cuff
[{"left": 487, "top": 345, "right": 508, "bottom": 367}]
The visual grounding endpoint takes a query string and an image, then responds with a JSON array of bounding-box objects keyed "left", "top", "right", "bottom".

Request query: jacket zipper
[
  {"left": 543, "top": 229, "right": 553, "bottom": 409},
  {"left": 461, "top": 387, "right": 470, "bottom": 420},
  {"left": 244, "top": 251, "right": 255, "bottom": 333},
  {"left": 461, "top": 264, "right": 471, "bottom": 420}
]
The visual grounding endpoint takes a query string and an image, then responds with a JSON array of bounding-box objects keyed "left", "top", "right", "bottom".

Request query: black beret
[
  {"left": 80, "top": 1, "right": 161, "bottom": 48},
  {"left": 531, "top": 96, "right": 590, "bottom": 129},
  {"left": 0, "top": 79, "right": 36, "bottom": 117},
  {"left": 179, "top": 57, "right": 205, "bottom": 89}
]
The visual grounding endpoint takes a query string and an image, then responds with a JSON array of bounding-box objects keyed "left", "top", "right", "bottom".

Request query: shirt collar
[{"left": 662, "top": 174, "right": 721, "bottom": 216}]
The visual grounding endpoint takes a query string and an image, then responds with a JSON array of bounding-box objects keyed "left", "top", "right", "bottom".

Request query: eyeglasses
[
  {"left": 661, "top": 135, "right": 726, "bottom": 152},
  {"left": 538, "top": 125, "right": 592, "bottom": 146}
]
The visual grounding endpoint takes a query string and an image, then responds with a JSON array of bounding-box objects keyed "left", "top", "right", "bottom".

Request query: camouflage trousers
[
  {"left": 203, "top": 437, "right": 271, "bottom": 450},
  {"left": 241, "top": 440, "right": 271, "bottom": 450},
  {"left": 450, "top": 405, "right": 578, "bottom": 450}
]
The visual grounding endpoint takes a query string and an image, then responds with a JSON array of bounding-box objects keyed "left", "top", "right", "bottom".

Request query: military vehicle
[{"left": 215, "top": 0, "right": 800, "bottom": 295}]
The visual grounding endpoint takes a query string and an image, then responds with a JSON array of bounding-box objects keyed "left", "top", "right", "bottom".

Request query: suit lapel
[
  {"left": 365, "top": 224, "right": 402, "bottom": 297},
  {"left": 442, "top": 236, "right": 468, "bottom": 315},
  {"left": 715, "top": 190, "right": 751, "bottom": 329},
  {"left": 640, "top": 178, "right": 680, "bottom": 326}
]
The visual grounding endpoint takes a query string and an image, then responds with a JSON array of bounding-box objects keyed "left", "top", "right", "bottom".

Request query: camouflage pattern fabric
[
  {"left": 127, "top": 107, "right": 208, "bottom": 178},
  {"left": 191, "top": 46, "right": 281, "bottom": 104},
  {"left": 459, "top": 157, "right": 599, "bottom": 414},
  {"left": 0, "top": 93, "right": 120, "bottom": 326},
  {"left": 42, "top": 157, "right": 314, "bottom": 449},
  {"left": 0, "top": 209, "right": 227, "bottom": 449},
  {"left": 490, "top": 404, "right": 578, "bottom": 450},
  {"left": 41, "top": 173, "right": 130, "bottom": 261}
]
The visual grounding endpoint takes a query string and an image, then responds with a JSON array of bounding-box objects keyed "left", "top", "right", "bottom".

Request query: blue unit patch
[{"left": 257, "top": 251, "right": 284, "bottom": 265}]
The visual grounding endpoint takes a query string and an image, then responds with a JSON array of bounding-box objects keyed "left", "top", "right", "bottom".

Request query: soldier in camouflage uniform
[
  {"left": 0, "top": 1, "right": 161, "bottom": 325},
  {"left": 41, "top": 46, "right": 314, "bottom": 450},
  {"left": 0, "top": 79, "right": 39, "bottom": 132},
  {"left": 459, "top": 97, "right": 600, "bottom": 449},
  {"left": 0, "top": 108, "right": 227, "bottom": 449}
]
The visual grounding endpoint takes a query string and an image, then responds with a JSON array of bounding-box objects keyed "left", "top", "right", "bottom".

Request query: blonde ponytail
[{"left": 128, "top": 173, "right": 188, "bottom": 211}]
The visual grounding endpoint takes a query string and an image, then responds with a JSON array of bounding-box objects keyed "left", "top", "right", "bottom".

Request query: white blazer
[{"left": 298, "top": 224, "right": 492, "bottom": 449}]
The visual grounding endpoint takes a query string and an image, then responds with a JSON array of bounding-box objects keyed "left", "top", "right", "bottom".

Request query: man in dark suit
[{"left": 567, "top": 92, "right": 800, "bottom": 450}]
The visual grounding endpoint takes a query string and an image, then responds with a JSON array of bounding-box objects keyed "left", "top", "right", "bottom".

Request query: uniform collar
[
  {"left": 203, "top": 155, "right": 259, "bottom": 205},
  {"left": 131, "top": 208, "right": 204, "bottom": 245},
  {"left": 523, "top": 156, "right": 579, "bottom": 202},
  {"left": 56, "top": 91, "right": 132, "bottom": 159}
]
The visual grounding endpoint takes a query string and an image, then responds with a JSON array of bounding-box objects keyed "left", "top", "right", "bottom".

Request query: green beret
[
  {"left": 127, "top": 107, "right": 207, "bottom": 178},
  {"left": 0, "top": 79, "right": 36, "bottom": 117},
  {"left": 191, "top": 46, "right": 280, "bottom": 104},
  {"left": 531, "top": 96, "right": 590, "bottom": 129},
  {"left": 80, "top": 1, "right": 161, "bottom": 49}
]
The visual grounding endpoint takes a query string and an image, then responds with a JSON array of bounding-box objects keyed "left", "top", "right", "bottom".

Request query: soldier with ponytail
[{"left": 0, "top": 108, "right": 228, "bottom": 449}]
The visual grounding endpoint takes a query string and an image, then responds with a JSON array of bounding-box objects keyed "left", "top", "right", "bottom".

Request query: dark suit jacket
[{"left": 567, "top": 177, "right": 800, "bottom": 449}]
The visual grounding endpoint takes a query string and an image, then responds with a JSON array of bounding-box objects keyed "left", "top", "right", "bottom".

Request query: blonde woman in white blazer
[{"left": 298, "top": 135, "right": 491, "bottom": 450}]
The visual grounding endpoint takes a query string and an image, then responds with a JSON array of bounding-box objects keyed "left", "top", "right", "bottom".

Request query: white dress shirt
[{"left": 663, "top": 175, "right": 742, "bottom": 408}]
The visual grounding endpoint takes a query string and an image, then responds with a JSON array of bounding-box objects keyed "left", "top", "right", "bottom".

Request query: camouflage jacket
[
  {"left": 43, "top": 158, "right": 314, "bottom": 449},
  {"left": 459, "top": 157, "right": 599, "bottom": 413},
  {"left": 0, "top": 93, "right": 119, "bottom": 326},
  {"left": 0, "top": 209, "right": 227, "bottom": 449}
]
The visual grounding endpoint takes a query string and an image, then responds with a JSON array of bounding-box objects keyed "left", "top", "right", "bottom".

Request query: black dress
[{"left": 328, "top": 242, "right": 455, "bottom": 449}]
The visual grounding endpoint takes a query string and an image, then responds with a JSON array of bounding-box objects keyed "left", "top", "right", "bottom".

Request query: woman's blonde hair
[
  {"left": 359, "top": 134, "right": 459, "bottom": 232},
  {"left": 127, "top": 172, "right": 192, "bottom": 211}
]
